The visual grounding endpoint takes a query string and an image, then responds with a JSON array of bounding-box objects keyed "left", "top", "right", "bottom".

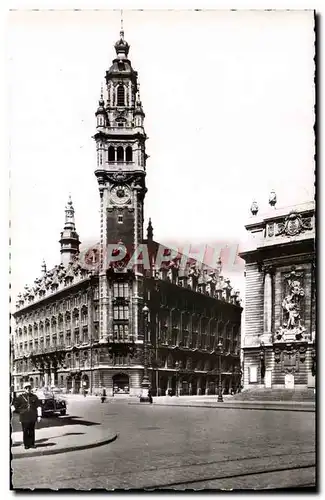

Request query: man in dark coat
[{"left": 12, "top": 382, "right": 42, "bottom": 450}]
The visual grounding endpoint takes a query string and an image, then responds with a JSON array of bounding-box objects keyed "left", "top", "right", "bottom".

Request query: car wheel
[{"left": 60, "top": 409, "right": 66, "bottom": 416}]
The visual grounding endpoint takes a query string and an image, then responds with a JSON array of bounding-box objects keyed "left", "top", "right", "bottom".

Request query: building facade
[
  {"left": 12, "top": 29, "right": 242, "bottom": 396},
  {"left": 240, "top": 195, "right": 316, "bottom": 390}
]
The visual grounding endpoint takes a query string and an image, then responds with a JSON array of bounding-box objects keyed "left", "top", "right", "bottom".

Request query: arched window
[
  {"left": 125, "top": 146, "right": 133, "bottom": 162},
  {"left": 117, "top": 146, "right": 124, "bottom": 162},
  {"left": 108, "top": 146, "right": 115, "bottom": 162},
  {"left": 117, "top": 85, "right": 125, "bottom": 106}
]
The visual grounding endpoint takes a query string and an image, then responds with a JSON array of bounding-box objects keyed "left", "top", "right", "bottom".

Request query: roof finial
[
  {"left": 41, "top": 259, "right": 47, "bottom": 274},
  {"left": 269, "top": 190, "right": 277, "bottom": 209},
  {"left": 100, "top": 83, "right": 103, "bottom": 101},
  {"left": 250, "top": 200, "right": 259, "bottom": 216},
  {"left": 120, "top": 9, "right": 124, "bottom": 38},
  {"left": 136, "top": 82, "right": 141, "bottom": 104},
  {"left": 147, "top": 218, "right": 153, "bottom": 240}
]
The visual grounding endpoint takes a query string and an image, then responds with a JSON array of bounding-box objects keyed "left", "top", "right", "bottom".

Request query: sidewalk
[
  {"left": 130, "top": 395, "right": 315, "bottom": 412},
  {"left": 11, "top": 424, "right": 117, "bottom": 459}
]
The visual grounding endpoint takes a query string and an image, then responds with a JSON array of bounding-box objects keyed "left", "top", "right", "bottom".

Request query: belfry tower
[
  {"left": 59, "top": 195, "right": 80, "bottom": 267},
  {"left": 94, "top": 25, "right": 148, "bottom": 394}
]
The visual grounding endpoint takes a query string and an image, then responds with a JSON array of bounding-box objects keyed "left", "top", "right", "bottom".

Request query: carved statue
[
  {"left": 282, "top": 279, "right": 304, "bottom": 329},
  {"left": 276, "top": 272, "right": 306, "bottom": 343}
]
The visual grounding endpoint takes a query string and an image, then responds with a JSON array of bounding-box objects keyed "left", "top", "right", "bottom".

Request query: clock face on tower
[{"left": 110, "top": 185, "right": 131, "bottom": 205}]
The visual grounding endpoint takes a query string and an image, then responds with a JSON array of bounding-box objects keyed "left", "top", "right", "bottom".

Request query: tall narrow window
[
  {"left": 117, "top": 146, "right": 124, "bottom": 162},
  {"left": 125, "top": 146, "right": 133, "bottom": 162},
  {"left": 108, "top": 146, "right": 115, "bottom": 162},
  {"left": 117, "top": 85, "right": 125, "bottom": 106}
]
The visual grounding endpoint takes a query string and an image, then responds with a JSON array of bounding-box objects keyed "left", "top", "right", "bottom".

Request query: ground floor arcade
[{"left": 13, "top": 366, "right": 241, "bottom": 397}]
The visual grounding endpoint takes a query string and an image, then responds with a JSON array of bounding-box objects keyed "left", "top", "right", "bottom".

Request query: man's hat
[{"left": 24, "top": 382, "right": 32, "bottom": 389}]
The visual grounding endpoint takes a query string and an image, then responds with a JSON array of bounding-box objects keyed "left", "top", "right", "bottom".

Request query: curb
[
  {"left": 129, "top": 402, "right": 315, "bottom": 412},
  {"left": 11, "top": 432, "right": 118, "bottom": 459}
]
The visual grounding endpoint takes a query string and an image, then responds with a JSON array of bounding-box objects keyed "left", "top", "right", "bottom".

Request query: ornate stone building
[
  {"left": 12, "top": 28, "right": 242, "bottom": 396},
  {"left": 240, "top": 195, "right": 315, "bottom": 390}
]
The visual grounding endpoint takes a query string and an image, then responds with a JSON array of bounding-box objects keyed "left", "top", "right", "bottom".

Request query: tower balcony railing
[{"left": 107, "top": 160, "right": 134, "bottom": 165}]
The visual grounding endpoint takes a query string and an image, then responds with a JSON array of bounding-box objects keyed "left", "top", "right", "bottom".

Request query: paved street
[{"left": 11, "top": 398, "right": 316, "bottom": 490}]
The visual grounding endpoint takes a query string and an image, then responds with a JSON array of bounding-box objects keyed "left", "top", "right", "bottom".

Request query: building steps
[{"left": 232, "top": 388, "right": 315, "bottom": 402}]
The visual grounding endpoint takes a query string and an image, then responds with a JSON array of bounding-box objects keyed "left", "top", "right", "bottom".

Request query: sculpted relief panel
[{"left": 275, "top": 269, "right": 308, "bottom": 344}]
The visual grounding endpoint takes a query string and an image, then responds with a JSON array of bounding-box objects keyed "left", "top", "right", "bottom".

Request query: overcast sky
[{"left": 8, "top": 9, "right": 315, "bottom": 300}]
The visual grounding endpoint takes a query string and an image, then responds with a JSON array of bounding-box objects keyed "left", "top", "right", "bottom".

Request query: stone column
[
  {"left": 99, "top": 188, "right": 109, "bottom": 343},
  {"left": 108, "top": 282, "right": 113, "bottom": 341},
  {"left": 178, "top": 311, "right": 183, "bottom": 345},
  {"left": 264, "top": 268, "right": 273, "bottom": 334},
  {"left": 169, "top": 309, "right": 173, "bottom": 343},
  {"left": 79, "top": 306, "right": 82, "bottom": 344},
  {"left": 166, "top": 376, "right": 172, "bottom": 395},
  {"left": 63, "top": 313, "right": 66, "bottom": 346},
  {"left": 70, "top": 311, "right": 74, "bottom": 345},
  {"left": 50, "top": 371, "right": 55, "bottom": 386},
  {"left": 197, "top": 377, "right": 202, "bottom": 395}
]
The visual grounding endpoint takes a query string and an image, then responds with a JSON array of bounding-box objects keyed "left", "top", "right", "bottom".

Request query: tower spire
[
  {"left": 59, "top": 194, "right": 81, "bottom": 267},
  {"left": 41, "top": 259, "right": 47, "bottom": 275},
  {"left": 120, "top": 9, "right": 124, "bottom": 36},
  {"left": 114, "top": 11, "right": 129, "bottom": 58},
  {"left": 147, "top": 218, "right": 153, "bottom": 240}
]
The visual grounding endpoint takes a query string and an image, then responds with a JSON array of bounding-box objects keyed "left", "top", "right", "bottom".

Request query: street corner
[{"left": 11, "top": 424, "right": 118, "bottom": 459}]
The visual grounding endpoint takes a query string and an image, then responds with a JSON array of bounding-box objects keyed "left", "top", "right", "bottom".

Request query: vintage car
[{"left": 34, "top": 389, "right": 67, "bottom": 416}]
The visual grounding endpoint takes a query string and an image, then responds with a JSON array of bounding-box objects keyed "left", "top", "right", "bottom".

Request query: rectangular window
[
  {"left": 113, "top": 305, "right": 129, "bottom": 320},
  {"left": 113, "top": 282, "right": 129, "bottom": 298},
  {"left": 113, "top": 324, "right": 129, "bottom": 341}
]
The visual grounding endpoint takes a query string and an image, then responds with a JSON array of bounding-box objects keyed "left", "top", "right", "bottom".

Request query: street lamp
[
  {"left": 175, "top": 361, "right": 180, "bottom": 397},
  {"left": 259, "top": 341, "right": 266, "bottom": 382},
  {"left": 140, "top": 304, "right": 151, "bottom": 403},
  {"left": 217, "top": 341, "right": 223, "bottom": 402}
]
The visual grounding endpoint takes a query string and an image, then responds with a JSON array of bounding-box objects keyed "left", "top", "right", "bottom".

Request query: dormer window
[{"left": 117, "top": 85, "right": 125, "bottom": 106}]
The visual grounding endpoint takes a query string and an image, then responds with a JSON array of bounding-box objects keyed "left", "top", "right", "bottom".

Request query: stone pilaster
[
  {"left": 99, "top": 187, "right": 109, "bottom": 343},
  {"left": 133, "top": 187, "right": 140, "bottom": 340},
  {"left": 263, "top": 267, "right": 273, "bottom": 335}
]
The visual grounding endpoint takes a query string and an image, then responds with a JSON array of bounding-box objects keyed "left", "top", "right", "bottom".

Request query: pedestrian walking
[
  {"left": 101, "top": 388, "right": 107, "bottom": 403},
  {"left": 11, "top": 382, "right": 42, "bottom": 450},
  {"left": 148, "top": 388, "right": 153, "bottom": 404}
]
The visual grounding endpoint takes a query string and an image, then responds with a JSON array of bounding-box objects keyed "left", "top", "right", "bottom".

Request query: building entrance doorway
[
  {"left": 113, "top": 373, "right": 130, "bottom": 395},
  {"left": 75, "top": 375, "right": 81, "bottom": 394},
  {"left": 66, "top": 376, "right": 72, "bottom": 393},
  {"left": 82, "top": 374, "right": 89, "bottom": 390}
]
